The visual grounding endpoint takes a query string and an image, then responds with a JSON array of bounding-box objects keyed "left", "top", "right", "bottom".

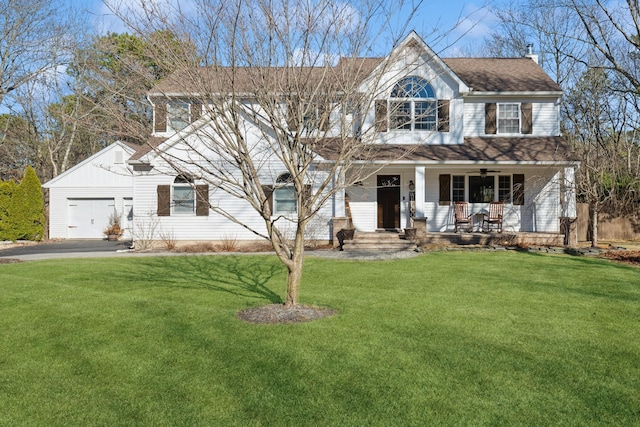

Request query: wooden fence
[{"left": 576, "top": 203, "right": 640, "bottom": 242}]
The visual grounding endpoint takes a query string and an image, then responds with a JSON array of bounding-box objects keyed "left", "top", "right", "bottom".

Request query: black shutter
[
  {"left": 157, "top": 185, "right": 171, "bottom": 216},
  {"left": 513, "top": 174, "right": 525, "bottom": 205},
  {"left": 195, "top": 185, "right": 209, "bottom": 216},
  {"left": 437, "top": 99, "right": 450, "bottom": 132},
  {"left": 485, "top": 103, "right": 497, "bottom": 135},
  {"left": 375, "top": 100, "right": 387, "bottom": 132},
  {"left": 521, "top": 103, "right": 532, "bottom": 134},
  {"left": 439, "top": 175, "right": 451, "bottom": 206}
]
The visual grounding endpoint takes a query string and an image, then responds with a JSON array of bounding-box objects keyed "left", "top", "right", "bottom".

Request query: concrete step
[{"left": 342, "top": 231, "right": 416, "bottom": 252}]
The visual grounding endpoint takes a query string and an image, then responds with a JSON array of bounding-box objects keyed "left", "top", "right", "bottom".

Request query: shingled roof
[
  {"left": 312, "top": 137, "right": 577, "bottom": 163},
  {"left": 149, "top": 56, "right": 560, "bottom": 96},
  {"left": 442, "top": 58, "right": 561, "bottom": 93}
]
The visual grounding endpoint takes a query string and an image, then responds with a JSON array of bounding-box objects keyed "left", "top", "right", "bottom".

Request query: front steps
[{"left": 342, "top": 231, "right": 417, "bottom": 252}]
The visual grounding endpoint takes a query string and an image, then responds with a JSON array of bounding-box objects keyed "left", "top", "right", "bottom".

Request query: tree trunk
[
  {"left": 590, "top": 204, "right": 598, "bottom": 248},
  {"left": 284, "top": 222, "right": 306, "bottom": 308}
]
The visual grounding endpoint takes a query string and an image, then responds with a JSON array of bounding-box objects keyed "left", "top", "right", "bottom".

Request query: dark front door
[{"left": 377, "top": 175, "right": 400, "bottom": 229}]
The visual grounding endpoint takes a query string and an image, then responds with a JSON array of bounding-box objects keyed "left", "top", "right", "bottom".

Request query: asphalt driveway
[{"left": 0, "top": 239, "right": 133, "bottom": 260}]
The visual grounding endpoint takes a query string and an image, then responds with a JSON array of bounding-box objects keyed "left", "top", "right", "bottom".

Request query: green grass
[{"left": 1, "top": 251, "right": 639, "bottom": 426}]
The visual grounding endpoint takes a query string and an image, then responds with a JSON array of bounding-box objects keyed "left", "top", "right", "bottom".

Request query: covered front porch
[{"left": 331, "top": 162, "right": 578, "bottom": 245}]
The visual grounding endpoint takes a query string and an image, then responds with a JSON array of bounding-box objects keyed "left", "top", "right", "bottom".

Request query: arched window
[
  {"left": 274, "top": 173, "right": 297, "bottom": 213},
  {"left": 389, "top": 76, "right": 437, "bottom": 131}
]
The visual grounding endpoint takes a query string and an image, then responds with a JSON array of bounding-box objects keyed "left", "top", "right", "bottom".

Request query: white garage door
[{"left": 67, "top": 199, "right": 115, "bottom": 239}]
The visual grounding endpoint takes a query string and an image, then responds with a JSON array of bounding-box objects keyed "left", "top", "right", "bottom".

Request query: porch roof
[{"left": 313, "top": 136, "right": 578, "bottom": 163}]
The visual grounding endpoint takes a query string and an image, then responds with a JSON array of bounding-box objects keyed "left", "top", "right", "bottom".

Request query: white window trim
[
  {"left": 497, "top": 103, "right": 521, "bottom": 135},
  {"left": 388, "top": 77, "right": 437, "bottom": 132},
  {"left": 171, "top": 184, "right": 195, "bottom": 215},
  {"left": 167, "top": 100, "right": 190, "bottom": 132}
]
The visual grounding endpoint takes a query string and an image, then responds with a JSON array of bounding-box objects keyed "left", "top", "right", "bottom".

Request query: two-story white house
[{"left": 45, "top": 32, "right": 578, "bottom": 246}]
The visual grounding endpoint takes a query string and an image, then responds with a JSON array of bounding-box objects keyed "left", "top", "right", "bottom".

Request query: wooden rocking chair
[
  {"left": 482, "top": 201, "right": 504, "bottom": 233},
  {"left": 454, "top": 201, "right": 473, "bottom": 233}
]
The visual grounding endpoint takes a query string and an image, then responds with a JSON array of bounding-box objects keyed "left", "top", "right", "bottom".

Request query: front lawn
[{"left": 1, "top": 251, "right": 638, "bottom": 426}]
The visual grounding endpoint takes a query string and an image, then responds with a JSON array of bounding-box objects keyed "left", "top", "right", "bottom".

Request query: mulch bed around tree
[
  {"left": 599, "top": 250, "right": 640, "bottom": 267},
  {"left": 237, "top": 304, "right": 337, "bottom": 324}
]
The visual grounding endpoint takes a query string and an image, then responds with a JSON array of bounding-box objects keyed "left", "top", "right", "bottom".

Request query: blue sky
[{"left": 81, "top": 0, "right": 500, "bottom": 56}]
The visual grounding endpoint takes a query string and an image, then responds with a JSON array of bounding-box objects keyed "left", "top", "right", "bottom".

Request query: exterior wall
[
  {"left": 134, "top": 125, "right": 333, "bottom": 243},
  {"left": 358, "top": 50, "right": 465, "bottom": 146},
  {"left": 346, "top": 167, "right": 420, "bottom": 232},
  {"left": 463, "top": 97, "right": 560, "bottom": 137},
  {"left": 43, "top": 142, "right": 135, "bottom": 239},
  {"left": 422, "top": 167, "right": 562, "bottom": 233}
]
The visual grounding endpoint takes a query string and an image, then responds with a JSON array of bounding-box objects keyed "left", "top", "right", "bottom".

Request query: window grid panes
[
  {"left": 274, "top": 187, "right": 297, "bottom": 213},
  {"left": 173, "top": 186, "right": 194, "bottom": 214},
  {"left": 498, "top": 176, "right": 511, "bottom": 202},
  {"left": 414, "top": 101, "right": 437, "bottom": 130},
  {"left": 452, "top": 175, "right": 465, "bottom": 202},
  {"left": 389, "top": 76, "right": 436, "bottom": 131},
  {"left": 498, "top": 103, "right": 520, "bottom": 134}
]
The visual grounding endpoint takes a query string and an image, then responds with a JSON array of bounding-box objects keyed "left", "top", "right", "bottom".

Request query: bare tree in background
[
  {"left": 0, "top": 0, "right": 77, "bottom": 108},
  {"left": 102, "top": 0, "right": 466, "bottom": 307},
  {"left": 486, "top": 0, "right": 640, "bottom": 245}
]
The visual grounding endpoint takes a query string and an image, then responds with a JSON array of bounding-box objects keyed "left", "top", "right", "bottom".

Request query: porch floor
[
  {"left": 420, "top": 231, "right": 564, "bottom": 247},
  {"left": 340, "top": 230, "right": 565, "bottom": 252}
]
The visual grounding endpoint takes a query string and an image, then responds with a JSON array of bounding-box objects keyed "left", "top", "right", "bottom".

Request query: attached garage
[
  {"left": 67, "top": 198, "right": 116, "bottom": 238},
  {"left": 43, "top": 141, "right": 136, "bottom": 239}
]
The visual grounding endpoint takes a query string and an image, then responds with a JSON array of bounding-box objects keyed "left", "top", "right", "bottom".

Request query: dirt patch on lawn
[
  {"left": 600, "top": 250, "right": 640, "bottom": 267},
  {"left": 237, "top": 304, "right": 337, "bottom": 324},
  {"left": 0, "top": 258, "right": 21, "bottom": 264}
]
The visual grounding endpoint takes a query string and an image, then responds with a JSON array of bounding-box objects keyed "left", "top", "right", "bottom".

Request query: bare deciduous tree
[
  {"left": 104, "top": 0, "right": 463, "bottom": 307},
  {"left": 0, "top": 0, "right": 77, "bottom": 107}
]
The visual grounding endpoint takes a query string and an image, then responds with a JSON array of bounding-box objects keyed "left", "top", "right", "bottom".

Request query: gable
[
  {"left": 43, "top": 141, "right": 136, "bottom": 188},
  {"left": 360, "top": 32, "right": 470, "bottom": 98}
]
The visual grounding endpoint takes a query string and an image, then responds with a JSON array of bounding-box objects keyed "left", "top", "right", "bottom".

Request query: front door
[{"left": 377, "top": 175, "right": 400, "bottom": 229}]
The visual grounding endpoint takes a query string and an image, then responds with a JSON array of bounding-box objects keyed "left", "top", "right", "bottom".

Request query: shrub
[
  {"left": 0, "top": 180, "right": 16, "bottom": 240},
  {"left": 6, "top": 166, "right": 45, "bottom": 241}
]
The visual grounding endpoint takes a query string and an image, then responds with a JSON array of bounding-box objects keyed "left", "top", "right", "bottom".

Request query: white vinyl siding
[
  {"left": 463, "top": 100, "right": 560, "bottom": 137},
  {"left": 43, "top": 142, "right": 134, "bottom": 239}
]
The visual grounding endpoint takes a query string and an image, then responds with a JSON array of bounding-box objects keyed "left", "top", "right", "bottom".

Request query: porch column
[
  {"left": 333, "top": 168, "right": 346, "bottom": 217},
  {"left": 414, "top": 166, "right": 425, "bottom": 218},
  {"left": 561, "top": 166, "right": 577, "bottom": 218},
  {"left": 331, "top": 169, "right": 347, "bottom": 247},
  {"left": 561, "top": 166, "right": 578, "bottom": 247}
]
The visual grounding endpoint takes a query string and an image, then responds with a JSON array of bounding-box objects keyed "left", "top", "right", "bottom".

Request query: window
[
  {"left": 498, "top": 176, "right": 511, "bottom": 202},
  {"left": 469, "top": 176, "right": 495, "bottom": 203},
  {"left": 498, "top": 103, "right": 520, "bottom": 134},
  {"left": 172, "top": 175, "right": 195, "bottom": 214},
  {"left": 389, "top": 76, "right": 437, "bottom": 131},
  {"left": 168, "top": 101, "right": 190, "bottom": 132},
  {"left": 274, "top": 173, "right": 297, "bottom": 214},
  {"left": 157, "top": 178, "right": 209, "bottom": 217},
  {"left": 452, "top": 175, "right": 465, "bottom": 202}
]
